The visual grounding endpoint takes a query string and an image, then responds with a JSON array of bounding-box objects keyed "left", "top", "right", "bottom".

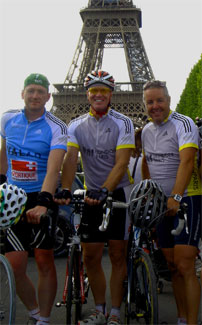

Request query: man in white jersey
[
  {"left": 141, "top": 80, "right": 201, "bottom": 325},
  {"left": 55, "top": 70, "right": 135, "bottom": 325},
  {"left": 0, "top": 73, "right": 68, "bottom": 325}
]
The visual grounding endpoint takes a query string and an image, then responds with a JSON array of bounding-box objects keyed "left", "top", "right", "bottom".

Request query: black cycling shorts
[
  {"left": 80, "top": 187, "right": 130, "bottom": 243},
  {"left": 5, "top": 192, "right": 57, "bottom": 252},
  {"left": 156, "top": 195, "right": 201, "bottom": 248}
]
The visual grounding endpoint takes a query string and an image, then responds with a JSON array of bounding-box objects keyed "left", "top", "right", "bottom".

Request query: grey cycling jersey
[
  {"left": 67, "top": 108, "right": 135, "bottom": 190},
  {"left": 142, "top": 111, "right": 201, "bottom": 197}
]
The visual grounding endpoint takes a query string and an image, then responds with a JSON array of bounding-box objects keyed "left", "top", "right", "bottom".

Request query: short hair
[{"left": 143, "top": 80, "right": 170, "bottom": 99}]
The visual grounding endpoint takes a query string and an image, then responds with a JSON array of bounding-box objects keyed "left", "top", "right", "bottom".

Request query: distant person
[
  {"left": 0, "top": 73, "right": 68, "bottom": 325},
  {"left": 141, "top": 80, "right": 201, "bottom": 325},
  {"left": 55, "top": 70, "right": 135, "bottom": 325},
  {"left": 128, "top": 127, "right": 143, "bottom": 186}
]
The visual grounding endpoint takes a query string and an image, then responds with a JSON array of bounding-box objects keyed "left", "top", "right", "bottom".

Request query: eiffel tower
[{"left": 51, "top": 0, "right": 154, "bottom": 127}]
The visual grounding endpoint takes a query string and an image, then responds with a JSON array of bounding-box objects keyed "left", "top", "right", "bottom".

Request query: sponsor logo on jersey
[{"left": 11, "top": 160, "right": 38, "bottom": 181}]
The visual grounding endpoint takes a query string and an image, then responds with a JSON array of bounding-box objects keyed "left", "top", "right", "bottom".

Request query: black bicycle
[
  {"left": 101, "top": 194, "right": 188, "bottom": 325},
  {"left": 55, "top": 190, "right": 89, "bottom": 325}
]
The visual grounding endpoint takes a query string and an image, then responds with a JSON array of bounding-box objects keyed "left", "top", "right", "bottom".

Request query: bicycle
[
  {"left": 0, "top": 252, "right": 16, "bottom": 325},
  {"left": 0, "top": 183, "right": 27, "bottom": 325},
  {"left": 55, "top": 190, "right": 89, "bottom": 325},
  {"left": 100, "top": 192, "right": 188, "bottom": 325}
]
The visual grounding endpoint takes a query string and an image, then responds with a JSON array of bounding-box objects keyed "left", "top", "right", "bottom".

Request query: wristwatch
[
  {"left": 171, "top": 194, "right": 182, "bottom": 202},
  {"left": 101, "top": 187, "right": 108, "bottom": 195}
]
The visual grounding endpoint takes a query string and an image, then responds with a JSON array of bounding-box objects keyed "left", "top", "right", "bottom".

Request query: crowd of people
[{"left": 0, "top": 71, "right": 201, "bottom": 325}]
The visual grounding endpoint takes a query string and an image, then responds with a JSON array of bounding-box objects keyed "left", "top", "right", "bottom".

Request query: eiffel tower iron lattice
[{"left": 51, "top": 0, "right": 154, "bottom": 127}]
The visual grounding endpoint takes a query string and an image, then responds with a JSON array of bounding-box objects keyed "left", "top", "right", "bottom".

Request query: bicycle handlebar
[
  {"left": 68, "top": 191, "right": 189, "bottom": 236},
  {"left": 171, "top": 202, "right": 188, "bottom": 235}
]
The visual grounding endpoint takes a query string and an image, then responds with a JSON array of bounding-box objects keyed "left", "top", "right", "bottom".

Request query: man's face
[
  {"left": 144, "top": 88, "right": 170, "bottom": 125},
  {"left": 22, "top": 84, "right": 50, "bottom": 112},
  {"left": 87, "top": 86, "right": 112, "bottom": 112}
]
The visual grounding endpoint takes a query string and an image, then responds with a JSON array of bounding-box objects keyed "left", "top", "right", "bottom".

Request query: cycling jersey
[
  {"left": 67, "top": 108, "right": 135, "bottom": 190},
  {"left": 142, "top": 110, "right": 202, "bottom": 196},
  {"left": 0, "top": 108, "right": 68, "bottom": 192}
]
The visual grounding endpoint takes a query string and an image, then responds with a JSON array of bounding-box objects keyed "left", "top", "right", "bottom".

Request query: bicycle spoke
[
  {"left": 125, "top": 250, "right": 158, "bottom": 324},
  {"left": 0, "top": 254, "right": 16, "bottom": 325}
]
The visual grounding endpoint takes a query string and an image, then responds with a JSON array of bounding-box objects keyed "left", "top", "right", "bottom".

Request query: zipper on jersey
[
  {"left": 96, "top": 119, "right": 100, "bottom": 146},
  {"left": 22, "top": 121, "right": 30, "bottom": 145},
  {"left": 153, "top": 126, "right": 158, "bottom": 151}
]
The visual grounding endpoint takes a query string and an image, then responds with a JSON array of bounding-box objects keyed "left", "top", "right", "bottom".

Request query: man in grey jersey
[
  {"left": 142, "top": 80, "right": 201, "bottom": 325},
  {"left": 55, "top": 70, "right": 135, "bottom": 325}
]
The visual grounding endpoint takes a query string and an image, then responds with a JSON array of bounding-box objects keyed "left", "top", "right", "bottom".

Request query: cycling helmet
[
  {"left": 84, "top": 70, "right": 115, "bottom": 90},
  {"left": 0, "top": 183, "right": 27, "bottom": 229},
  {"left": 129, "top": 179, "right": 167, "bottom": 228}
]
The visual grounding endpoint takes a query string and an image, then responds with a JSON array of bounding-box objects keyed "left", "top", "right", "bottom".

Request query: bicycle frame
[{"left": 62, "top": 236, "right": 86, "bottom": 306}]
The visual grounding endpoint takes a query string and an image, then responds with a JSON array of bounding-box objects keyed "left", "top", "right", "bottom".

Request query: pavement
[{"left": 14, "top": 247, "right": 202, "bottom": 325}]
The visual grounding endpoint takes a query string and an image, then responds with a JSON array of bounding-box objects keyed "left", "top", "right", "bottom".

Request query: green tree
[{"left": 176, "top": 55, "right": 202, "bottom": 120}]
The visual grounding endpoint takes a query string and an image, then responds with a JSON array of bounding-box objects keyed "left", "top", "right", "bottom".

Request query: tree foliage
[{"left": 176, "top": 55, "right": 202, "bottom": 120}]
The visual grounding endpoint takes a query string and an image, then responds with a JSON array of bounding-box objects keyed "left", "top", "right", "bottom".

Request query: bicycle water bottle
[{"left": 74, "top": 213, "right": 81, "bottom": 232}]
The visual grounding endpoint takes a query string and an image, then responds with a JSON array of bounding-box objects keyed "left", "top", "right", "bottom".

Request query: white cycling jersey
[
  {"left": 142, "top": 110, "right": 202, "bottom": 196},
  {"left": 67, "top": 108, "right": 135, "bottom": 190}
]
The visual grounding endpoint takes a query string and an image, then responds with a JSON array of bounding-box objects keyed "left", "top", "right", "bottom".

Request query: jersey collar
[
  {"left": 23, "top": 107, "right": 46, "bottom": 122},
  {"left": 89, "top": 106, "right": 110, "bottom": 119},
  {"left": 148, "top": 109, "right": 173, "bottom": 126}
]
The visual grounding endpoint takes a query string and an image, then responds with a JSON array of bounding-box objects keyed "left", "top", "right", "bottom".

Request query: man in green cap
[{"left": 0, "top": 73, "right": 68, "bottom": 325}]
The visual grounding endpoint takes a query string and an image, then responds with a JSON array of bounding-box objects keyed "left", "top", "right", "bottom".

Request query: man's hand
[
  {"left": 54, "top": 189, "right": 72, "bottom": 205},
  {"left": 26, "top": 206, "right": 47, "bottom": 224},
  {"left": 166, "top": 197, "right": 180, "bottom": 216},
  {"left": 85, "top": 188, "right": 108, "bottom": 206}
]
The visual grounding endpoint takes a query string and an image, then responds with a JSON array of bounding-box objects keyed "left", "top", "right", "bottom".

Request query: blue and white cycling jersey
[{"left": 0, "top": 108, "right": 68, "bottom": 192}]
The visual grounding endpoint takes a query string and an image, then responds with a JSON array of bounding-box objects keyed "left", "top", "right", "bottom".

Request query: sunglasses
[{"left": 88, "top": 87, "right": 111, "bottom": 95}]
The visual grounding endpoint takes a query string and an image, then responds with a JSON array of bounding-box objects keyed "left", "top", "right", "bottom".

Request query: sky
[{"left": 0, "top": 0, "right": 202, "bottom": 115}]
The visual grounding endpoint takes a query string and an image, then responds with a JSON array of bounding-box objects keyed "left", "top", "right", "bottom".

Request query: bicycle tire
[
  {"left": 0, "top": 254, "right": 16, "bottom": 325},
  {"left": 125, "top": 249, "right": 158, "bottom": 324},
  {"left": 66, "top": 245, "right": 82, "bottom": 325}
]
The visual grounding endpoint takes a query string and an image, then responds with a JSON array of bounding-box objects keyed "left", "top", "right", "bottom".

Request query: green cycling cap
[{"left": 24, "top": 73, "right": 50, "bottom": 90}]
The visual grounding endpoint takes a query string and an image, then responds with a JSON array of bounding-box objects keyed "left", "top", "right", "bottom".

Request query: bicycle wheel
[
  {"left": 125, "top": 249, "right": 158, "bottom": 324},
  {"left": 66, "top": 245, "right": 82, "bottom": 325},
  {"left": 0, "top": 254, "right": 16, "bottom": 325}
]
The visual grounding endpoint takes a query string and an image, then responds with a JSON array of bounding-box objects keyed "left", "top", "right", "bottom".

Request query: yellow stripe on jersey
[
  {"left": 116, "top": 144, "right": 135, "bottom": 150},
  {"left": 67, "top": 142, "right": 80, "bottom": 149},
  {"left": 179, "top": 143, "right": 199, "bottom": 151}
]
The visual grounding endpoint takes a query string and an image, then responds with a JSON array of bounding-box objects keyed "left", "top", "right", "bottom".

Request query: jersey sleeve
[
  {"left": 67, "top": 121, "right": 80, "bottom": 149},
  {"left": 50, "top": 122, "right": 68, "bottom": 151},
  {"left": 177, "top": 117, "right": 199, "bottom": 151},
  {"left": 116, "top": 117, "right": 135, "bottom": 150},
  {"left": 0, "top": 111, "right": 16, "bottom": 139}
]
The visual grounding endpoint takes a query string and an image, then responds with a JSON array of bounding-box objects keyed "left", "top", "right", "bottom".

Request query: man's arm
[
  {"left": 167, "top": 147, "right": 196, "bottom": 216},
  {"left": 102, "top": 148, "right": 132, "bottom": 191},
  {"left": 54, "top": 146, "right": 79, "bottom": 205},
  {"left": 85, "top": 148, "right": 132, "bottom": 205},
  {"left": 61, "top": 146, "right": 79, "bottom": 190},
  {"left": 0, "top": 138, "right": 8, "bottom": 175},
  {"left": 199, "top": 149, "right": 202, "bottom": 180},
  {"left": 141, "top": 155, "right": 150, "bottom": 180},
  {"left": 26, "top": 148, "right": 66, "bottom": 223},
  {"left": 41, "top": 149, "right": 66, "bottom": 194}
]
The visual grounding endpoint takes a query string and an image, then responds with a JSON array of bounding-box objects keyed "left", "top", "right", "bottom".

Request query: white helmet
[{"left": 0, "top": 183, "right": 27, "bottom": 229}]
